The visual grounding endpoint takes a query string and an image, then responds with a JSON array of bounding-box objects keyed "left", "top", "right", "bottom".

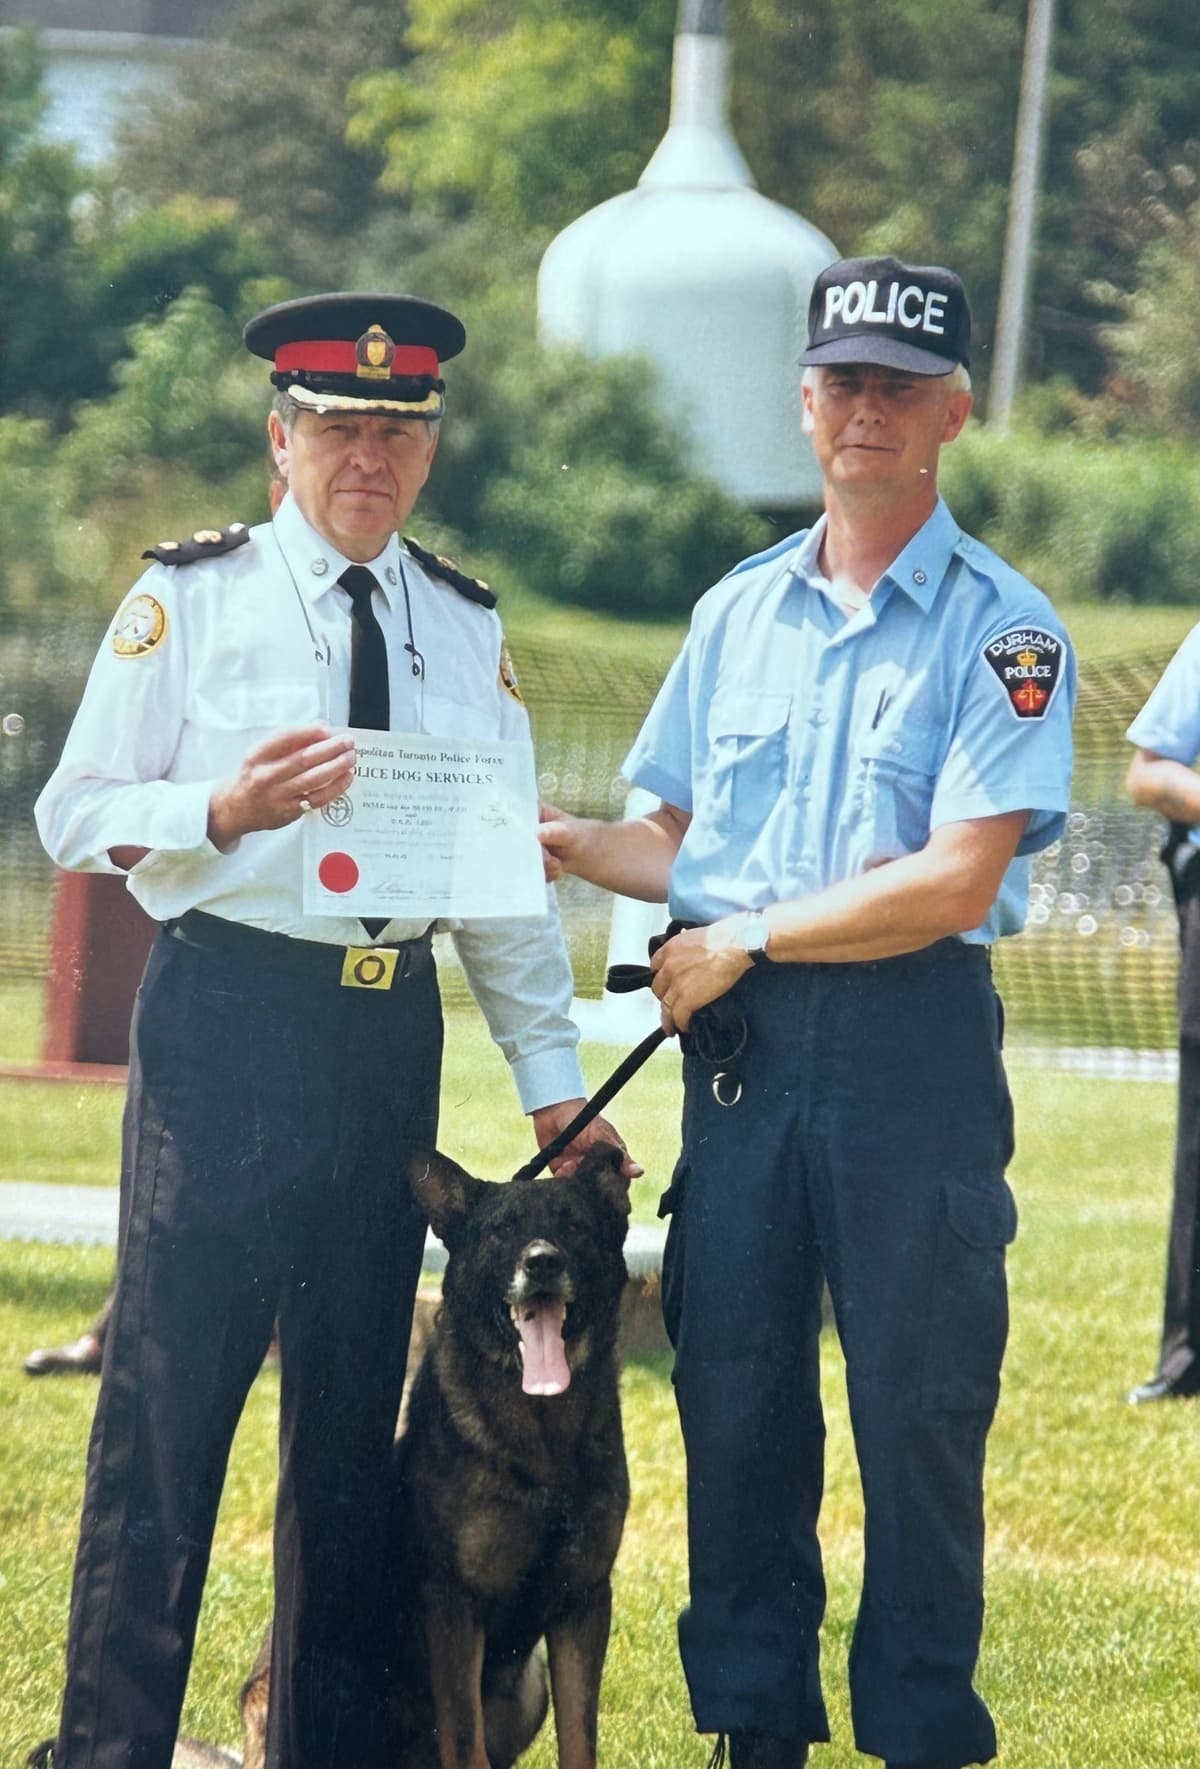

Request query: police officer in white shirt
[
  {"left": 540, "top": 257, "right": 1075, "bottom": 1769},
  {"left": 33, "top": 291, "right": 630, "bottom": 1769}
]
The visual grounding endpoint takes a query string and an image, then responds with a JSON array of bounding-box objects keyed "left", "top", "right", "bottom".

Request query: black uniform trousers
[
  {"left": 1156, "top": 892, "right": 1200, "bottom": 1385},
  {"left": 53, "top": 921, "right": 443, "bottom": 1769},
  {"left": 660, "top": 939, "right": 1015, "bottom": 1768}
]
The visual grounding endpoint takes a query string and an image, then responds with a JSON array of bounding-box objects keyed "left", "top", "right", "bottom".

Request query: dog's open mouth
[{"left": 511, "top": 1299, "right": 570, "bottom": 1397}]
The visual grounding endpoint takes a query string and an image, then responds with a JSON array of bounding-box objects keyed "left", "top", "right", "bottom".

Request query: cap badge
[{"left": 356, "top": 324, "right": 396, "bottom": 381}]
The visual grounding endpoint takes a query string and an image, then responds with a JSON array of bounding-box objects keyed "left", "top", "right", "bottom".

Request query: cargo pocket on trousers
[
  {"left": 920, "top": 1178, "right": 1018, "bottom": 1411},
  {"left": 658, "top": 1158, "right": 688, "bottom": 1356}
]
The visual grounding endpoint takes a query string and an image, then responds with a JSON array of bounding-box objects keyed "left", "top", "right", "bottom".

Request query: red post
[{"left": 42, "top": 872, "right": 157, "bottom": 1067}]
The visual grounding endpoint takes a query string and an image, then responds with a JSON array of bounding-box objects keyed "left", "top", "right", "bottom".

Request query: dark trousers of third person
[
  {"left": 1156, "top": 892, "right": 1200, "bottom": 1388},
  {"left": 53, "top": 918, "right": 442, "bottom": 1769},
  {"left": 660, "top": 939, "right": 1015, "bottom": 1769}
]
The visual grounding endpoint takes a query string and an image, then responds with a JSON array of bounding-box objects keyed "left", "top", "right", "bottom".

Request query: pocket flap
[
  {"left": 708, "top": 690, "right": 791, "bottom": 740},
  {"left": 191, "top": 678, "right": 318, "bottom": 730},
  {"left": 858, "top": 719, "right": 943, "bottom": 774},
  {"left": 421, "top": 692, "right": 499, "bottom": 741},
  {"left": 944, "top": 1179, "right": 1018, "bottom": 1249}
]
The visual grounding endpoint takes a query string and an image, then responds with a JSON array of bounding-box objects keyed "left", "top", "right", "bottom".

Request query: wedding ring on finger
[{"left": 298, "top": 797, "right": 314, "bottom": 813}]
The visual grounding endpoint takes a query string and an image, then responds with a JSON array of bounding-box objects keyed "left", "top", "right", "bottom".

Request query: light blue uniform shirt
[
  {"left": 623, "top": 499, "right": 1076, "bottom": 944},
  {"left": 1126, "top": 623, "right": 1200, "bottom": 842}
]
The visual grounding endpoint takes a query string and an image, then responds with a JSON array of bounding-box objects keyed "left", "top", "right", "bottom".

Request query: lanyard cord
[{"left": 395, "top": 550, "right": 425, "bottom": 679}]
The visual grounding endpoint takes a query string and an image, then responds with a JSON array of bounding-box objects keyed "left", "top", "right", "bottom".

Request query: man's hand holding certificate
[{"left": 302, "top": 732, "right": 546, "bottom": 920}]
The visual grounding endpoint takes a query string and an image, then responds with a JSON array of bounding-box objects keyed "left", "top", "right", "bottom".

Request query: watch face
[{"left": 741, "top": 915, "right": 768, "bottom": 955}]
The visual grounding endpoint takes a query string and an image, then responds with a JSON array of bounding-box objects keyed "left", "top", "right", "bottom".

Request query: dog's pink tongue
[{"left": 514, "top": 1299, "right": 570, "bottom": 1396}]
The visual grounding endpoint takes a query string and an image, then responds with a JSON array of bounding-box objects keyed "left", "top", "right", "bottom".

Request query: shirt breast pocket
[
  {"left": 189, "top": 678, "right": 319, "bottom": 733},
  {"left": 421, "top": 692, "right": 501, "bottom": 742},
  {"left": 854, "top": 719, "right": 944, "bottom": 855},
  {"left": 706, "top": 691, "right": 791, "bottom": 833}
]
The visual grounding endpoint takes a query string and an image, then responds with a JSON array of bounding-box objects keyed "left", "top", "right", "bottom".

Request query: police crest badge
[
  {"left": 112, "top": 593, "right": 168, "bottom": 658},
  {"left": 981, "top": 627, "right": 1064, "bottom": 720},
  {"left": 355, "top": 324, "right": 396, "bottom": 381},
  {"left": 499, "top": 639, "right": 523, "bottom": 704}
]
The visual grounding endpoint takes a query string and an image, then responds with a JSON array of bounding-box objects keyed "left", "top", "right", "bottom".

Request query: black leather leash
[
  {"left": 510, "top": 958, "right": 669, "bottom": 1183},
  {"left": 510, "top": 1025, "right": 669, "bottom": 1183},
  {"left": 510, "top": 923, "right": 750, "bottom": 1183}
]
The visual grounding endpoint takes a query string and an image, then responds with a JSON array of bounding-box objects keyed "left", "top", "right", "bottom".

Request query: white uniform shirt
[{"left": 35, "top": 493, "right": 584, "bottom": 1112}]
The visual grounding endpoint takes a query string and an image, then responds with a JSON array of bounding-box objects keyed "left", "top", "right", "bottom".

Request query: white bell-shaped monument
[{"left": 537, "top": 0, "right": 838, "bottom": 509}]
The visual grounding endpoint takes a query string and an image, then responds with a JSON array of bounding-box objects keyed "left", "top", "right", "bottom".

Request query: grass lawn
[
  {"left": 499, "top": 577, "right": 1200, "bottom": 668},
  {"left": 0, "top": 1002, "right": 686, "bottom": 1219},
  {"left": 1, "top": 1054, "right": 1197, "bottom": 1768},
  {"left": 1053, "top": 603, "right": 1197, "bottom": 663}
]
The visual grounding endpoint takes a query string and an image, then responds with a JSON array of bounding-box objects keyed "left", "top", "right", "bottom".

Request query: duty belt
[{"left": 165, "top": 909, "right": 433, "bottom": 991}]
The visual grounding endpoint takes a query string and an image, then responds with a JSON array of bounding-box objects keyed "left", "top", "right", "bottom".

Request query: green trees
[
  {"left": 348, "top": 0, "right": 672, "bottom": 233},
  {"left": 0, "top": 32, "right": 90, "bottom": 419},
  {"left": 2, "top": 0, "right": 1198, "bottom": 617},
  {"left": 113, "top": 0, "right": 414, "bottom": 281},
  {"left": 349, "top": 0, "right": 1198, "bottom": 407}
]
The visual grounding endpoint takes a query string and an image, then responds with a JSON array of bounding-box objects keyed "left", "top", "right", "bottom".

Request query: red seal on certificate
[{"left": 318, "top": 851, "right": 360, "bottom": 894}]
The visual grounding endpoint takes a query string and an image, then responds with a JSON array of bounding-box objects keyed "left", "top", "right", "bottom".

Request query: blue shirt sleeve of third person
[
  {"left": 621, "top": 637, "right": 696, "bottom": 812},
  {"left": 1126, "top": 624, "right": 1200, "bottom": 766}
]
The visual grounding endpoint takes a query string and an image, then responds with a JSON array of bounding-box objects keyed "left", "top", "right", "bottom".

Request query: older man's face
[
  {"left": 269, "top": 408, "right": 439, "bottom": 561},
  {"left": 802, "top": 364, "right": 972, "bottom": 505}
]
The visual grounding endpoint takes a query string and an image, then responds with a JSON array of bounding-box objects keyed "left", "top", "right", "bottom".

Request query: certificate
[{"left": 302, "top": 731, "right": 546, "bottom": 920}]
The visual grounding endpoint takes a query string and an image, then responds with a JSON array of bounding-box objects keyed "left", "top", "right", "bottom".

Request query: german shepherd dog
[{"left": 240, "top": 1141, "right": 631, "bottom": 1769}]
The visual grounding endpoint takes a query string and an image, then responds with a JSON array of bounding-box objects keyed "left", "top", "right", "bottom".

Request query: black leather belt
[{"left": 165, "top": 909, "right": 433, "bottom": 992}]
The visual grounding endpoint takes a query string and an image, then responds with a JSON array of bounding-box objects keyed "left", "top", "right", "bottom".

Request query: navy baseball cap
[
  {"left": 244, "top": 291, "right": 466, "bottom": 417},
  {"left": 800, "top": 256, "right": 971, "bottom": 376}
]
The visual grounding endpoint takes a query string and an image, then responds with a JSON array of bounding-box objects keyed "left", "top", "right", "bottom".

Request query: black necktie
[
  {"left": 340, "top": 565, "right": 390, "bottom": 732},
  {"left": 339, "top": 566, "right": 390, "bottom": 938}
]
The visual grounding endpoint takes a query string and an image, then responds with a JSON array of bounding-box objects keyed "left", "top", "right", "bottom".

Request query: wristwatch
[{"left": 738, "top": 909, "right": 772, "bottom": 967}]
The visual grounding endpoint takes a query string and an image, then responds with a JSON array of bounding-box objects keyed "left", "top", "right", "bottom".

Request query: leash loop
[
  {"left": 511, "top": 919, "right": 751, "bottom": 1181},
  {"left": 711, "top": 1070, "right": 743, "bottom": 1108}
]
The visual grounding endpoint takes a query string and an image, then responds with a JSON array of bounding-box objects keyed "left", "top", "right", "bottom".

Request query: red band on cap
[{"left": 275, "top": 341, "right": 440, "bottom": 377}]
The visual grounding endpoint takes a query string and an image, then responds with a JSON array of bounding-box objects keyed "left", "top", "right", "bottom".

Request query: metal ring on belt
[{"left": 165, "top": 909, "right": 433, "bottom": 982}]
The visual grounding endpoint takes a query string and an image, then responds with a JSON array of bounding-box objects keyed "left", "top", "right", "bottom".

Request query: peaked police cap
[
  {"left": 800, "top": 255, "right": 971, "bottom": 376},
  {"left": 243, "top": 291, "right": 466, "bottom": 417}
]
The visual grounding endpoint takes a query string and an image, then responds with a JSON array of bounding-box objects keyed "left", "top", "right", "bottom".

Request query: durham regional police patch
[{"left": 982, "top": 627, "right": 1064, "bottom": 720}]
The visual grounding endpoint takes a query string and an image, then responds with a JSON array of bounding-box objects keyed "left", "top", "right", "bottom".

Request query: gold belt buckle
[{"left": 340, "top": 945, "right": 400, "bottom": 990}]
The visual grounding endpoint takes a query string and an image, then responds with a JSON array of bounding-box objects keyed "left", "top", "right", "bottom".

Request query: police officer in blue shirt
[
  {"left": 541, "top": 256, "right": 1075, "bottom": 1769},
  {"left": 1125, "top": 631, "right": 1200, "bottom": 1403}
]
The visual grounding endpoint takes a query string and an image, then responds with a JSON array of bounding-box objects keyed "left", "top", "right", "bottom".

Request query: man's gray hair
[
  {"left": 801, "top": 363, "right": 972, "bottom": 394},
  {"left": 271, "top": 391, "right": 443, "bottom": 437}
]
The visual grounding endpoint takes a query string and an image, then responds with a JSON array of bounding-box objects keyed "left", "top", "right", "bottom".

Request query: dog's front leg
[
  {"left": 426, "top": 1586, "right": 489, "bottom": 1769},
  {"left": 546, "top": 1581, "right": 613, "bottom": 1769}
]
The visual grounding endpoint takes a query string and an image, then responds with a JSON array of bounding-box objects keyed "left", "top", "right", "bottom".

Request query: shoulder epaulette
[
  {"left": 141, "top": 523, "right": 252, "bottom": 566},
  {"left": 403, "top": 535, "right": 496, "bottom": 609}
]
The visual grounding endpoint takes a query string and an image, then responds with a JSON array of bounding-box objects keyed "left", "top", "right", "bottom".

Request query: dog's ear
[
  {"left": 574, "top": 1141, "right": 631, "bottom": 1219},
  {"left": 407, "top": 1149, "right": 487, "bottom": 1243}
]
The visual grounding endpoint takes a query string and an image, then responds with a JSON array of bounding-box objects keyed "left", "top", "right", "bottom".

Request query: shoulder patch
[
  {"left": 112, "top": 592, "right": 168, "bottom": 658},
  {"left": 403, "top": 535, "right": 496, "bottom": 609},
  {"left": 141, "top": 523, "right": 251, "bottom": 566},
  {"left": 499, "top": 638, "right": 523, "bottom": 704},
  {"left": 981, "top": 626, "right": 1065, "bottom": 720}
]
